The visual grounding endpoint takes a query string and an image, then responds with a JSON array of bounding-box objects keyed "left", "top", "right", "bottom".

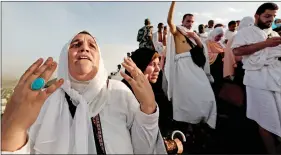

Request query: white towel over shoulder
[{"left": 232, "top": 26, "right": 281, "bottom": 92}]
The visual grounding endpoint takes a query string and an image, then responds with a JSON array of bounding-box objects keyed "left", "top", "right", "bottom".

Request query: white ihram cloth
[
  {"left": 2, "top": 32, "right": 167, "bottom": 154},
  {"left": 232, "top": 26, "right": 281, "bottom": 137},
  {"left": 164, "top": 25, "right": 217, "bottom": 128},
  {"left": 152, "top": 31, "right": 164, "bottom": 54},
  {"left": 225, "top": 30, "right": 237, "bottom": 41}
]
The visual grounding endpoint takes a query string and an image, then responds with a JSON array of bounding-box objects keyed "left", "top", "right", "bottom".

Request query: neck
[
  {"left": 69, "top": 74, "right": 91, "bottom": 94},
  {"left": 158, "top": 29, "right": 162, "bottom": 32}
]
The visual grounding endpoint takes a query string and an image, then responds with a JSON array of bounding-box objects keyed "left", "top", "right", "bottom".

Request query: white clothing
[
  {"left": 237, "top": 17, "right": 254, "bottom": 31},
  {"left": 165, "top": 26, "right": 217, "bottom": 128},
  {"left": 225, "top": 30, "right": 237, "bottom": 41},
  {"left": 205, "top": 27, "right": 214, "bottom": 33},
  {"left": 2, "top": 32, "right": 167, "bottom": 154},
  {"left": 232, "top": 26, "right": 281, "bottom": 137},
  {"left": 246, "top": 86, "right": 281, "bottom": 137},
  {"left": 172, "top": 52, "right": 217, "bottom": 128},
  {"left": 232, "top": 26, "right": 281, "bottom": 91},
  {"left": 199, "top": 32, "right": 208, "bottom": 43},
  {"left": 180, "top": 26, "right": 214, "bottom": 82},
  {"left": 152, "top": 31, "right": 164, "bottom": 54}
]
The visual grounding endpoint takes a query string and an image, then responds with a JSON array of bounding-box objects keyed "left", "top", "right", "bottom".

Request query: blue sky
[{"left": 2, "top": 1, "right": 281, "bottom": 79}]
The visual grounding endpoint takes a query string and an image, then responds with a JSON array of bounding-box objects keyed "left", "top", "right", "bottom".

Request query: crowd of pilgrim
[{"left": 1, "top": 1, "right": 281, "bottom": 154}]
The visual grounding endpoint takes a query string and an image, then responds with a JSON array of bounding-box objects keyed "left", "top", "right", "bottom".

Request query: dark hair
[
  {"left": 198, "top": 24, "right": 205, "bottom": 33},
  {"left": 144, "top": 18, "right": 150, "bottom": 25},
  {"left": 182, "top": 13, "right": 193, "bottom": 21},
  {"left": 228, "top": 21, "right": 237, "bottom": 27},
  {"left": 124, "top": 48, "right": 158, "bottom": 76},
  {"left": 208, "top": 20, "right": 214, "bottom": 25},
  {"left": 214, "top": 23, "right": 224, "bottom": 28},
  {"left": 158, "top": 23, "right": 164, "bottom": 28},
  {"left": 236, "top": 20, "right": 240, "bottom": 23},
  {"left": 256, "top": 2, "right": 278, "bottom": 15},
  {"left": 164, "top": 26, "right": 167, "bottom": 30}
]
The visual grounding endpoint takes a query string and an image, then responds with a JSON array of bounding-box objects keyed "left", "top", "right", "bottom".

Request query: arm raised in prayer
[
  {"left": 2, "top": 58, "right": 62, "bottom": 153},
  {"left": 233, "top": 37, "right": 281, "bottom": 56},
  {"left": 167, "top": 1, "right": 177, "bottom": 35},
  {"left": 121, "top": 58, "right": 166, "bottom": 154}
]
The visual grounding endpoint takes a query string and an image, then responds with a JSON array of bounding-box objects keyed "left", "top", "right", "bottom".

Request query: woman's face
[
  {"left": 214, "top": 33, "right": 223, "bottom": 42},
  {"left": 143, "top": 57, "right": 160, "bottom": 83},
  {"left": 68, "top": 33, "right": 100, "bottom": 81}
]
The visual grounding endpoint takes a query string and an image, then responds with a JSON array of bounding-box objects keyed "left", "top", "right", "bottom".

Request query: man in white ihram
[
  {"left": 232, "top": 3, "right": 281, "bottom": 154},
  {"left": 165, "top": 1, "right": 216, "bottom": 131},
  {"left": 1, "top": 31, "right": 167, "bottom": 154}
]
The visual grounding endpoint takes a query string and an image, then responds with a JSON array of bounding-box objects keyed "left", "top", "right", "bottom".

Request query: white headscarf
[
  {"left": 29, "top": 31, "right": 109, "bottom": 154},
  {"left": 238, "top": 16, "right": 255, "bottom": 31},
  {"left": 207, "top": 27, "right": 224, "bottom": 42}
]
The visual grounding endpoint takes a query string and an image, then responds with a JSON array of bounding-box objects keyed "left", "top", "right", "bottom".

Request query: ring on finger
[{"left": 31, "top": 77, "right": 46, "bottom": 91}]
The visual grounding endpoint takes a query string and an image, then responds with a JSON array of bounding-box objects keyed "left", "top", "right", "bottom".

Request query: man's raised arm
[{"left": 167, "top": 1, "right": 177, "bottom": 35}]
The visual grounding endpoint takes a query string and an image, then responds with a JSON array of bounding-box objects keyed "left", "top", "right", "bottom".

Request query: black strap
[
  {"left": 177, "top": 29, "right": 206, "bottom": 69},
  {"left": 65, "top": 93, "right": 106, "bottom": 154}
]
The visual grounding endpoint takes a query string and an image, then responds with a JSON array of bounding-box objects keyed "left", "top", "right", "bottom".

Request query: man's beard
[{"left": 257, "top": 18, "right": 272, "bottom": 29}]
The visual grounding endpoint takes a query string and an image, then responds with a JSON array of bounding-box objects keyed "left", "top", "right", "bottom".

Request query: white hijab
[
  {"left": 207, "top": 27, "right": 224, "bottom": 42},
  {"left": 29, "top": 31, "right": 109, "bottom": 154},
  {"left": 238, "top": 16, "right": 255, "bottom": 31}
]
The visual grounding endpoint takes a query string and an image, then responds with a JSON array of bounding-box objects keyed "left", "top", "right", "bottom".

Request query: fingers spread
[
  {"left": 38, "top": 78, "right": 64, "bottom": 101},
  {"left": 122, "top": 62, "right": 140, "bottom": 79},
  {"left": 40, "top": 62, "right": 58, "bottom": 83},
  {"left": 27, "top": 57, "right": 54, "bottom": 85},
  {"left": 125, "top": 58, "right": 137, "bottom": 68},
  {"left": 19, "top": 58, "right": 43, "bottom": 84},
  {"left": 45, "top": 79, "right": 64, "bottom": 95},
  {"left": 122, "top": 62, "right": 134, "bottom": 74},
  {"left": 120, "top": 71, "right": 136, "bottom": 86}
]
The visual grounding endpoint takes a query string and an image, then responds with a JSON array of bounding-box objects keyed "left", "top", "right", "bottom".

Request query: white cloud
[
  {"left": 228, "top": 7, "right": 243, "bottom": 13},
  {"left": 200, "top": 12, "right": 213, "bottom": 19},
  {"left": 215, "top": 18, "right": 229, "bottom": 24}
]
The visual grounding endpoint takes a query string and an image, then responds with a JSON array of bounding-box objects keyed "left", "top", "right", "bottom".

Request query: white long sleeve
[{"left": 125, "top": 91, "right": 166, "bottom": 154}]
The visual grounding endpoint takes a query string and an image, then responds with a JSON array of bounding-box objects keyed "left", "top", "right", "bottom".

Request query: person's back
[{"left": 137, "top": 19, "right": 154, "bottom": 50}]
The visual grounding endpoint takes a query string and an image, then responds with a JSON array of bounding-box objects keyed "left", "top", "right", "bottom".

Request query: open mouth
[{"left": 78, "top": 55, "right": 91, "bottom": 61}]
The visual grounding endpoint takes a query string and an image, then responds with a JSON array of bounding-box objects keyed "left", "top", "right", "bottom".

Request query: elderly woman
[
  {"left": 1, "top": 31, "right": 167, "bottom": 154},
  {"left": 205, "top": 27, "right": 225, "bottom": 96}
]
